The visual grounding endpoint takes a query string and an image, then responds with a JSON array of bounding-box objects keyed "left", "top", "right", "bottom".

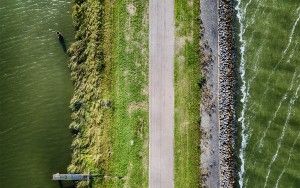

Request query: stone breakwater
[
  {"left": 218, "top": 0, "right": 235, "bottom": 187},
  {"left": 200, "top": 0, "right": 219, "bottom": 186},
  {"left": 200, "top": 0, "right": 236, "bottom": 187}
]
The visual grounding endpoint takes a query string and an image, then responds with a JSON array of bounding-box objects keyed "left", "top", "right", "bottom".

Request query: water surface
[
  {"left": 236, "top": 0, "right": 300, "bottom": 187},
  {"left": 0, "top": 0, "right": 73, "bottom": 187}
]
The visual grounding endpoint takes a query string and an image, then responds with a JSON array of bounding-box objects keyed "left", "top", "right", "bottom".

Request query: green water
[
  {"left": 0, "top": 0, "right": 74, "bottom": 187},
  {"left": 237, "top": 0, "right": 300, "bottom": 187}
]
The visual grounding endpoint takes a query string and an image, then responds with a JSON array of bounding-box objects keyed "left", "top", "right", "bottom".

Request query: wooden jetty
[{"left": 52, "top": 173, "right": 90, "bottom": 181}]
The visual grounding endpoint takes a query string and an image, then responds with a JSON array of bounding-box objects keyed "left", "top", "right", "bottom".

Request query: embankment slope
[
  {"left": 67, "top": 0, "right": 149, "bottom": 187},
  {"left": 200, "top": 0, "right": 236, "bottom": 187}
]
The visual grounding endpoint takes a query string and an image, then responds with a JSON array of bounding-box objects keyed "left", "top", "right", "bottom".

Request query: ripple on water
[{"left": 0, "top": 0, "right": 74, "bottom": 187}]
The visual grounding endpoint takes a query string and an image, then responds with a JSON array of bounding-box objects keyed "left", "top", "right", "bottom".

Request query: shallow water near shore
[
  {"left": 237, "top": 0, "right": 300, "bottom": 187},
  {"left": 0, "top": 0, "right": 73, "bottom": 187}
]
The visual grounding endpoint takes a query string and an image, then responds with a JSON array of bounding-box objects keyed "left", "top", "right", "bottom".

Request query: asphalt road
[{"left": 149, "top": 0, "right": 175, "bottom": 187}]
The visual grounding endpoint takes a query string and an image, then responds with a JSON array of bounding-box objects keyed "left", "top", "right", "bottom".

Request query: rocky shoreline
[
  {"left": 200, "top": 0, "right": 236, "bottom": 187},
  {"left": 218, "top": 0, "right": 235, "bottom": 187},
  {"left": 200, "top": 0, "right": 220, "bottom": 187}
]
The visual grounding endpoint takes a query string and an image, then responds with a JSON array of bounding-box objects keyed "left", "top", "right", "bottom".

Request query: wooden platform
[{"left": 52, "top": 173, "right": 90, "bottom": 181}]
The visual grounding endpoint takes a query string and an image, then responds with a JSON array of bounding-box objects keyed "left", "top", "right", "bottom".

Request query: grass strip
[
  {"left": 107, "top": 1, "right": 149, "bottom": 187},
  {"left": 174, "top": 0, "right": 202, "bottom": 187}
]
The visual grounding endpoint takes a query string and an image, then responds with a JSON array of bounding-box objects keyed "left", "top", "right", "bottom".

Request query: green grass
[
  {"left": 67, "top": 0, "right": 149, "bottom": 187},
  {"left": 107, "top": 0, "right": 149, "bottom": 187},
  {"left": 174, "top": 0, "right": 201, "bottom": 187},
  {"left": 239, "top": 0, "right": 300, "bottom": 187},
  {"left": 68, "top": 0, "right": 203, "bottom": 187}
]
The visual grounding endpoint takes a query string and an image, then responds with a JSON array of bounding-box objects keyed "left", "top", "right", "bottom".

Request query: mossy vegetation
[
  {"left": 67, "top": 0, "right": 148, "bottom": 187},
  {"left": 174, "top": 0, "right": 202, "bottom": 187}
]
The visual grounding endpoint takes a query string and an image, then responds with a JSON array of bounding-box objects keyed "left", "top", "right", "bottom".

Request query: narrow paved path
[
  {"left": 200, "top": 0, "right": 220, "bottom": 186},
  {"left": 149, "top": 0, "right": 175, "bottom": 187}
]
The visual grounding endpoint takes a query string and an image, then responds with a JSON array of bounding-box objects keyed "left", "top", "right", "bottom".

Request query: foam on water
[
  {"left": 0, "top": 127, "right": 14, "bottom": 136},
  {"left": 246, "top": 7, "right": 274, "bottom": 88},
  {"left": 258, "top": 71, "right": 296, "bottom": 149},
  {"left": 260, "top": 7, "right": 300, "bottom": 99},
  {"left": 248, "top": 44, "right": 263, "bottom": 85},
  {"left": 274, "top": 131, "right": 300, "bottom": 188},
  {"left": 235, "top": 1, "right": 248, "bottom": 187},
  {"left": 244, "top": 0, "right": 253, "bottom": 14},
  {"left": 282, "top": 7, "right": 300, "bottom": 56},
  {"left": 246, "top": 0, "right": 267, "bottom": 29},
  {"left": 237, "top": 1, "right": 300, "bottom": 187},
  {"left": 263, "top": 81, "right": 300, "bottom": 188},
  {"left": 287, "top": 42, "right": 298, "bottom": 64}
]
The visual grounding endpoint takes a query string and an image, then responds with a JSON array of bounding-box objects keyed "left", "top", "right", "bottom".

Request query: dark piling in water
[{"left": 57, "top": 31, "right": 67, "bottom": 52}]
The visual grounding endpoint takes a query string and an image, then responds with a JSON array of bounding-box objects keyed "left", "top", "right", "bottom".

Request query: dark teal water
[{"left": 0, "top": 0, "right": 74, "bottom": 187}]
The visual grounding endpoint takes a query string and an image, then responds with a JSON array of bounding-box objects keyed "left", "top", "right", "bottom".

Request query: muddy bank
[{"left": 200, "top": 0, "right": 236, "bottom": 187}]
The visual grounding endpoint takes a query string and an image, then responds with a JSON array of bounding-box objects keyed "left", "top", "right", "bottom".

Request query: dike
[{"left": 67, "top": 0, "right": 113, "bottom": 187}]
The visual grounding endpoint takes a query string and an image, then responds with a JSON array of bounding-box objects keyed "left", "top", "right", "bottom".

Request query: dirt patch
[
  {"left": 142, "top": 133, "right": 149, "bottom": 188},
  {"left": 175, "top": 35, "right": 194, "bottom": 54},
  {"left": 176, "top": 36, "right": 186, "bottom": 54},
  {"left": 188, "top": 0, "right": 194, "bottom": 7},
  {"left": 177, "top": 55, "right": 185, "bottom": 64},
  {"left": 135, "top": 60, "right": 142, "bottom": 67},
  {"left": 128, "top": 101, "right": 147, "bottom": 114},
  {"left": 123, "top": 163, "right": 133, "bottom": 188},
  {"left": 126, "top": 3, "right": 137, "bottom": 16},
  {"left": 141, "top": 85, "right": 148, "bottom": 96}
]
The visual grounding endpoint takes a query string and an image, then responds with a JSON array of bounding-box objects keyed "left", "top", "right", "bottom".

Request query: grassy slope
[
  {"left": 107, "top": 0, "right": 149, "bottom": 187},
  {"left": 241, "top": 0, "right": 300, "bottom": 187},
  {"left": 174, "top": 0, "right": 201, "bottom": 187},
  {"left": 67, "top": 1, "right": 112, "bottom": 187},
  {"left": 68, "top": 0, "right": 148, "bottom": 187}
]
